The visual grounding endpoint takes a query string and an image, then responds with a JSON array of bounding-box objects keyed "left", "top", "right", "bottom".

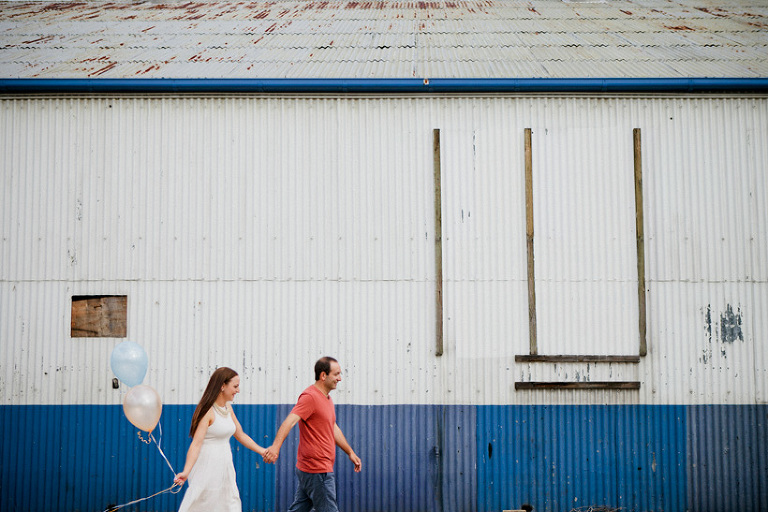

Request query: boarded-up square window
[{"left": 71, "top": 295, "right": 127, "bottom": 338}]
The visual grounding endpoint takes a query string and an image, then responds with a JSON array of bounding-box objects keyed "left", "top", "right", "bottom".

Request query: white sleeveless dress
[{"left": 178, "top": 408, "right": 241, "bottom": 512}]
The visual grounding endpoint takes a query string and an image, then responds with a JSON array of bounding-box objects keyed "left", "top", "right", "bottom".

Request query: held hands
[
  {"left": 261, "top": 445, "right": 360, "bottom": 472},
  {"left": 262, "top": 445, "right": 280, "bottom": 464}
]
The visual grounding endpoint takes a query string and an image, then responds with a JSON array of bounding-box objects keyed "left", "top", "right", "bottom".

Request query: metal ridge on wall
[{"left": 2, "top": 78, "right": 768, "bottom": 94}]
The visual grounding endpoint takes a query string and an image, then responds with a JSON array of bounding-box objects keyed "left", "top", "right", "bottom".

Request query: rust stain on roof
[
  {"left": 42, "top": 2, "right": 86, "bottom": 10},
  {"left": 137, "top": 64, "right": 162, "bottom": 75},
  {"left": 664, "top": 25, "right": 696, "bottom": 31},
  {"left": 21, "top": 36, "right": 57, "bottom": 45},
  {"left": 696, "top": 7, "right": 728, "bottom": 17},
  {"left": 81, "top": 56, "right": 111, "bottom": 63},
  {"left": 89, "top": 61, "right": 117, "bottom": 77},
  {"left": 1, "top": 0, "right": 766, "bottom": 80}
]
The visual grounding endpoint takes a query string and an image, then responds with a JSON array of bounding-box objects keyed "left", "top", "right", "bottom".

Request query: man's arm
[
  {"left": 263, "top": 413, "right": 301, "bottom": 464},
  {"left": 334, "top": 423, "right": 362, "bottom": 472}
]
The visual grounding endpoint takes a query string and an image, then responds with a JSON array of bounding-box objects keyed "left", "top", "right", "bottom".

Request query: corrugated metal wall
[{"left": 1, "top": 95, "right": 767, "bottom": 511}]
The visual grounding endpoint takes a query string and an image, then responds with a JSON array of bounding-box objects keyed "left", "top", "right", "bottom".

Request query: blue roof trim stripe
[{"left": 2, "top": 78, "right": 768, "bottom": 94}]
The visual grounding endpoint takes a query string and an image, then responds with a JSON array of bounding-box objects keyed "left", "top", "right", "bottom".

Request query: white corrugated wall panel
[
  {"left": 532, "top": 99, "right": 639, "bottom": 356},
  {"left": 638, "top": 97, "right": 768, "bottom": 406},
  {"left": 1, "top": 95, "right": 767, "bottom": 408}
]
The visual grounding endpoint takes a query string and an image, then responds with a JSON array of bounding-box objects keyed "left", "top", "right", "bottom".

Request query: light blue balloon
[{"left": 110, "top": 341, "right": 148, "bottom": 387}]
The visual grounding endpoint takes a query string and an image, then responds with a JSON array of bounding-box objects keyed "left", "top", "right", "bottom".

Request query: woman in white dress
[{"left": 174, "top": 367, "right": 266, "bottom": 512}]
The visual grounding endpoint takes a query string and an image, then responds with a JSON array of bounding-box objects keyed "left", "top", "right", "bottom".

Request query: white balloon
[
  {"left": 110, "top": 341, "right": 148, "bottom": 387},
  {"left": 123, "top": 384, "right": 162, "bottom": 432}
]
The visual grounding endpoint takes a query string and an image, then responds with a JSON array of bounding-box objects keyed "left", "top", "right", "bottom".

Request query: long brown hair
[{"left": 189, "top": 367, "right": 238, "bottom": 437}]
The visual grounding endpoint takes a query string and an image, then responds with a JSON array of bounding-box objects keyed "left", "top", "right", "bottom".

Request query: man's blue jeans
[{"left": 287, "top": 468, "right": 339, "bottom": 512}]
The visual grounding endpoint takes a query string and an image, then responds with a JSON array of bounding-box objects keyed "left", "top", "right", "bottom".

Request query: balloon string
[
  {"left": 111, "top": 419, "right": 180, "bottom": 512},
  {"left": 102, "top": 483, "right": 182, "bottom": 512},
  {"left": 136, "top": 419, "right": 176, "bottom": 477},
  {"left": 149, "top": 429, "right": 177, "bottom": 478}
]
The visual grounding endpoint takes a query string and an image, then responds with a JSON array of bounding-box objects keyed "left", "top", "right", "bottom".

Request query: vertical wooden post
[
  {"left": 633, "top": 128, "right": 648, "bottom": 357},
  {"left": 433, "top": 129, "right": 444, "bottom": 356},
  {"left": 525, "top": 128, "right": 538, "bottom": 355}
]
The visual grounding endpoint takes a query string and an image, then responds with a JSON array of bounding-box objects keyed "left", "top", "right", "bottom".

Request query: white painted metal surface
[
  {"left": 532, "top": 115, "right": 639, "bottom": 356},
  {"left": 1, "top": 95, "right": 766, "bottom": 407}
]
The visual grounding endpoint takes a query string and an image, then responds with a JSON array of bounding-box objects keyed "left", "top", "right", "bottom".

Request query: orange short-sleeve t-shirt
[{"left": 291, "top": 385, "right": 336, "bottom": 473}]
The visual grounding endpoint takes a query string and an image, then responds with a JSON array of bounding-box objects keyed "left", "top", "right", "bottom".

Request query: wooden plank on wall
[
  {"left": 515, "top": 381, "right": 641, "bottom": 390},
  {"left": 525, "top": 128, "right": 538, "bottom": 355},
  {"left": 516, "top": 354, "right": 641, "bottom": 363},
  {"left": 433, "top": 128, "right": 444, "bottom": 356},
  {"left": 634, "top": 128, "right": 648, "bottom": 357}
]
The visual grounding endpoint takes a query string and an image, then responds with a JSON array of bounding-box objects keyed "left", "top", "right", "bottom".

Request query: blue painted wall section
[
  {"left": 477, "top": 405, "right": 688, "bottom": 512},
  {"left": 0, "top": 404, "right": 277, "bottom": 512},
  {"left": 274, "top": 405, "right": 477, "bottom": 512},
  {"left": 1, "top": 404, "right": 767, "bottom": 511},
  {"left": 688, "top": 405, "right": 768, "bottom": 512}
]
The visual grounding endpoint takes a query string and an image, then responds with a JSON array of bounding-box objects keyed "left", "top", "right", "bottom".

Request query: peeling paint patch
[
  {"left": 702, "top": 304, "right": 713, "bottom": 363},
  {"left": 702, "top": 303, "right": 744, "bottom": 362},
  {"left": 720, "top": 304, "right": 743, "bottom": 343}
]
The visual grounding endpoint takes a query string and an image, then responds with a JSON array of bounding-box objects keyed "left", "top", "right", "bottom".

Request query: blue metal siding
[
  {"left": 687, "top": 405, "right": 768, "bottom": 512},
  {"left": 231, "top": 404, "right": 279, "bottom": 512},
  {"left": 2, "top": 404, "right": 767, "bottom": 511},
  {"left": 477, "top": 405, "right": 688, "bottom": 512},
  {"left": 0, "top": 404, "right": 278, "bottom": 512},
  {"left": 275, "top": 405, "right": 477, "bottom": 512}
]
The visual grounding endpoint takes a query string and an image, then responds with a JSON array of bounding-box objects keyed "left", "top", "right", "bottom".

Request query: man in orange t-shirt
[{"left": 263, "top": 357, "right": 362, "bottom": 512}]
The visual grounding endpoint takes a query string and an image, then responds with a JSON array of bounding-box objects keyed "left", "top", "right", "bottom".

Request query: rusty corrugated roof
[{"left": 0, "top": 0, "right": 766, "bottom": 79}]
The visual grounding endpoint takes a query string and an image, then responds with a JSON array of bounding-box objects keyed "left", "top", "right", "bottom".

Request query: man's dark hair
[{"left": 315, "top": 356, "right": 338, "bottom": 381}]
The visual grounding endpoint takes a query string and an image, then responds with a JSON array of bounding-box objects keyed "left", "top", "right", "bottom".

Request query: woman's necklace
[{"left": 212, "top": 402, "right": 229, "bottom": 416}]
